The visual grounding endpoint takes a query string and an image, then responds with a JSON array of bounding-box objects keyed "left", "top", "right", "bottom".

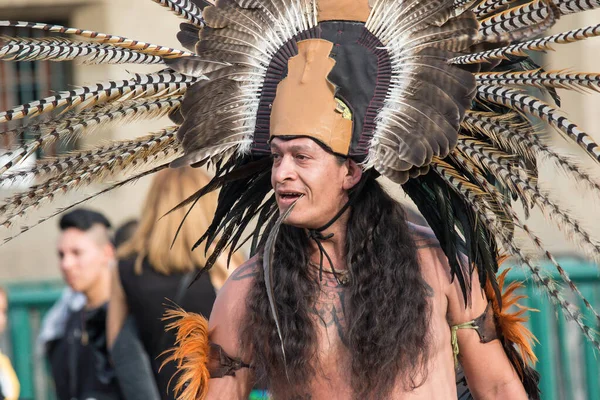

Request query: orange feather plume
[
  {"left": 162, "top": 307, "right": 211, "bottom": 400},
  {"left": 485, "top": 266, "right": 539, "bottom": 369}
]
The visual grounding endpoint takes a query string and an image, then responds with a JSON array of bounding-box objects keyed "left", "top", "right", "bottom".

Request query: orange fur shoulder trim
[{"left": 162, "top": 307, "right": 211, "bottom": 400}]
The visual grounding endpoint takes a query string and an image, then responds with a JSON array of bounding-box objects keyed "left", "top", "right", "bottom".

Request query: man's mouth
[
  {"left": 278, "top": 191, "right": 303, "bottom": 200},
  {"left": 276, "top": 191, "right": 305, "bottom": 207}
]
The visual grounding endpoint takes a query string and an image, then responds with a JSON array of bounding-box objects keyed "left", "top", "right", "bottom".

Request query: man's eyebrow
[{"left": 269, "top": 143, "right": 313, "bottom": 152}]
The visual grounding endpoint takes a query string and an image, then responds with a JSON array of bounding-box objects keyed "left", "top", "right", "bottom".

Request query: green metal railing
[
  {"left": 5, "top": 257, "right": 600, "bottom": 400},
  {"left": 6, "top": 281, "right": 64, "bottom": 400},
  {"left": 504, "top": 258, "right": 600, "bottom": 400},
  {"left": 4, "top": 281, "right": 269, "bottom": 400}
]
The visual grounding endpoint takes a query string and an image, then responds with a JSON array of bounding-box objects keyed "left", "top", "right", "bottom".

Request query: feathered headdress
[{"left": 2, "top": 0, "right": 600, "bottom": 396}]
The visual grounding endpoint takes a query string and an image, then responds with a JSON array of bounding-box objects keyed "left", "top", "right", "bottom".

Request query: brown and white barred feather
[
  {"left": 463, "top": 112, "right": 600, "bottom": 196},
  {"left": 456, "top": 138, "right": 600, "bottom": 259},
  {"left": 477, "top": 0, "right": 559, "bottom": 37},
  {"left": 0, "top": 21, "right": 194, "bottom": 58},
  {"left": 451, "top": 23, "right": 600, "bottom": 64},
  {"left": 451, "top": 151, "right": 600, "bottom": 324},
  {"left": 0, "top": 37, "right": 165, "bottom": 65},
  {"left": 151, "top": 0, "right": 205, "bottom": 27},
  {"left": 432, "top": 160, "right": 600, "bottom": 351},
  {"left": 1, "top": 163, "right": 172, "bottom": 245},
  {"left": 0, "top": 97, "right": 182, "bottom": 175},
  {"left": 0, "top": 130, "right": 177, "bottom": 186},
  {"left": 0, "top": 71, "right": 196, "bottom": 124},
  {"left": 365, "top": 0, "right": 478, "bottom": 180}
]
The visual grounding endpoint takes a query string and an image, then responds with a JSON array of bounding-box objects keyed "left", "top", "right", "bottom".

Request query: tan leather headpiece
[
  {"left": 269, "top": 39, "right": 353, "bottom": 155},
  {"left": 317, "top": 0, "right": 371, "bottom": 22}
]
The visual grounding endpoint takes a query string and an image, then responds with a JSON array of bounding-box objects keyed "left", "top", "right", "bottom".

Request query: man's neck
[
  {"left": 307, "top": 208, "right": 350, "bottom": 270},
  {"left": 84, "top": 271, "right": 111, "bottom": 310}
]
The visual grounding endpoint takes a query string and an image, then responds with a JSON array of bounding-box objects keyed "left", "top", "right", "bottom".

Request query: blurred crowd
[{"left": 0, "top": 166, "right": 245, "bottom": 400}]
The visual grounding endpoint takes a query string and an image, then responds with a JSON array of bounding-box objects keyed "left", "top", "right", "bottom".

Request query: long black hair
[{"left": 240, "top": 176, "right": 432, "bottom": 399}]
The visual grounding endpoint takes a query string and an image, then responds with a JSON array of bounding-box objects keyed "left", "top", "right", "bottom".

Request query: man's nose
[
  {"left": 60, "top": 255, "right": 75, "bottom": 271},
  {"left": 273, "top": 155, "right": 296, "bottom": 183}
]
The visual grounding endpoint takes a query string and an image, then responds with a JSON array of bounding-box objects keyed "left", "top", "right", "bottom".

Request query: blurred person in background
[
  {"left": 0, "top": 287, "right": 19, "bottom": 400},
  {"left": 107, "top": 166, "right": 245, "bottom": 400},
  {"left": 107, "top": 218, "right": 161, "bottom": 400},
  {"left": 48, "top": 209, "right": 123, "bottom": 400},
  {"left": 113, "top": 220, "right": 139, "bottom": 249}
]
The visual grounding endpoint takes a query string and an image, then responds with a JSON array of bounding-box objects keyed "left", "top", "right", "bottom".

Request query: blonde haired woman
[{"left": 107, "top": 167, "right": 244, "bottom": 400}]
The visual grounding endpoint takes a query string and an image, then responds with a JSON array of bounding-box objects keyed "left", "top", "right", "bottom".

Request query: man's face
[
  {"left": 57, "top": 227, "right": 112, "bottom": 293},
  {"left": 271, "top": 137, "right": 358, "bottom": 229}
]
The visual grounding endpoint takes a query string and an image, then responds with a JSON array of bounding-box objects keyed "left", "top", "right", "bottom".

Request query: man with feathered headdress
[{"left": 163, "top": 1, "right": 542, "bottom": 399}]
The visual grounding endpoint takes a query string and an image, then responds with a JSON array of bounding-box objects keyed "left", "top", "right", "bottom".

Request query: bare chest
[{"left": 309, "top": 276, "right": 349, "bottom": 360}]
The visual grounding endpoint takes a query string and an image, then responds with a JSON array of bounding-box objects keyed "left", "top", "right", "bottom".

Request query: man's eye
[{"left": 296, "top": 154, "right": 308, "bottom": 160}]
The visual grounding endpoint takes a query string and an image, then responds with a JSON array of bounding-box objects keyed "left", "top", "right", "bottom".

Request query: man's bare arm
[
  {"left": 204, "top": 257, "right": 259, "bottom": 399},
  {"left": 446, "top": 267, "right": 528, "bottom": 400}
]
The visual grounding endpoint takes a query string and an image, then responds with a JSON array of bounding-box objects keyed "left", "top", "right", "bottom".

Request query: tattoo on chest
[{"left": 310, "top": 277, "right": 348, "bottom": 344}]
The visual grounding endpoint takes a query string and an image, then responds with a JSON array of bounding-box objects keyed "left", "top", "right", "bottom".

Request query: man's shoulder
[
  {"left": 208, "top": 256, "right": 260, "bottom": 356},
  {"left": 211, "top": 256, "right": 260, "bottom": 317},
  {"left": 408, "top": 222, "right": 457, "bottom": 288},
  {"left": 227, "top": 255, "right": 261, "bottom": 284},
  {"left": 407, "top": 222, "right": 441, "bottom": 251}
]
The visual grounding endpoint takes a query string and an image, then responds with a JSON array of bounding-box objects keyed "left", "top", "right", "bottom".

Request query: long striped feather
[
  {"left": 473, "top": 0, "right": 519, "bottom": 18},
  {"left": 151, "top": 0, "right": 204, "bottom": 27},
  {"left": 477, "top": 85, "right": 600, "bottom": 165},
  {"left": 0, "top": 21, "right": 194, "bottom": 58},
  {"left": 433, "top": 160, "right": 600, "bottom": 351},
  {"left": 0, "top": 71, "right": 196, "bottom": 124},
  {"left": 479, "top": 0, "right": 556, "bottom": 36},
  {"left": 474, "top": 0, "right": 558, "bottom": 44},
  {"left": 451, "top": 151, "right": 600, "bottom": 324},
  {"left": 553, "top": 0, "right": 600, "bottom": 16},
  {"left": 462, "top": 112, "right": 538, "bottom": 164},
  {"left": 0, "top": 37, "right": 164, "bottom": 64},
  {"left": 457, "top": 138, "right": 600, "bottom": 259},
  {"left": 465, "top": 112, "right": 600, "bottom": 196},
  {"left": 1, "top": 163, "right": 171, "bottom": 245},
  {"left": 0, "top": 97, "right": 182, "bottom": 174},
  {"left": 0, "top": 128, "right": 177, "bottom": 186},
  {"left": 0, "top": 136, "right": 181, "bottom": 228},
  {"left": 476, "top": 70, "right": 600, "bottom": 92},
  {"left": 451, "top": 24, "right": 600, "bottom": 64}
]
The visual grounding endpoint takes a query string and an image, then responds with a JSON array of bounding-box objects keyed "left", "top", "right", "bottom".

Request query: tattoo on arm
[
  {"left": 414, "top": 237, "right": 442, "bottom": 250},
  {"left": 230, "top": 259, "right": 260, "bottom": 281}
]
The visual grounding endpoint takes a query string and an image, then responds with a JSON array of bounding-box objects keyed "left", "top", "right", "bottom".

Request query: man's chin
[
  {"left": 279, "top": 210, "right": 306, "bottom": 228},
  {"left": 66, "top": 280, "right": 83, "bottom": 292},
  {"left": 277, "top": 205, "right": 320, "bottom": 229},
  {"left": 281, "top": 214, "right": 321, "bottom": 230}
]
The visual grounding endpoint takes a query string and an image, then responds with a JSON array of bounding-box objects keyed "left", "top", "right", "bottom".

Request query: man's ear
[
  {"left": 104, "top": 242, "right": 117, "bottom": 266},
  {"left": 343, "top": 159, "right": 362, "bottom": 190}
]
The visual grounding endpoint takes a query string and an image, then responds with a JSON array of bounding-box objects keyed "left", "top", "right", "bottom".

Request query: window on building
[{"left": 0, "top": 20, "right": 75, "bottom": 158}]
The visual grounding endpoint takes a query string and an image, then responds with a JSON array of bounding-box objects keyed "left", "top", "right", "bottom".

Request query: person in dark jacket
[
  {"left": 107, "top": 166, "right": 244, "bottom": 400},
  {"left": 48, "top": 209, "right": 123, "bottom": 400}
]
